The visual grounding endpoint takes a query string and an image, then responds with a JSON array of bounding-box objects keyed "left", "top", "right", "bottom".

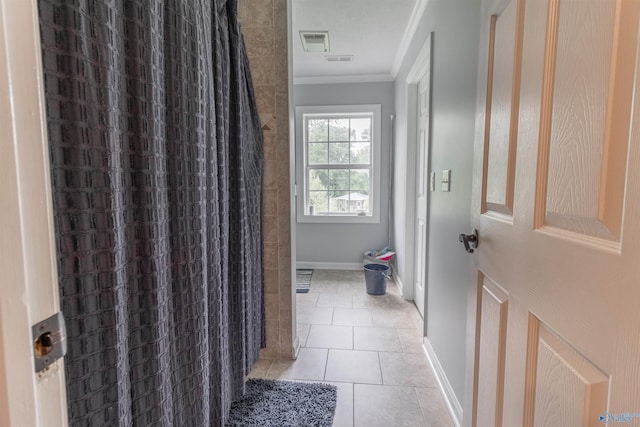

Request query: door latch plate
[{"left": 32, "top": 311, "right": 66, "bottom": 373}]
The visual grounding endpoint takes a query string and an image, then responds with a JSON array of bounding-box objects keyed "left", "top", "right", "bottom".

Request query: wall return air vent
[{"left": 299, "top": 31, "right": 329, "bottom": 53}]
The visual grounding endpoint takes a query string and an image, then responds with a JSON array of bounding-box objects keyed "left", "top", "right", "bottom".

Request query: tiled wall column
[{"left": 239, "top": 0, "right": 293, "bottom": 359}]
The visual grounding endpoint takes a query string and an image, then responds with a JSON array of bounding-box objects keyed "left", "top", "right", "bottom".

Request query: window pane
[
  {"left": 329, "top": 169, "right": 349, "bottom": 190},
  {"left": 350, "top": 169, "right": 369, "bottom": 192},
  {"left": 350, "top": 142, "right": 370, "bottom": 164},
  {"left": 329, "top": 143, "right": 350, "bottom": 164},
  {"left": 309, "top": 143, "right": 328, "bottom": 164},
  {"left": 350, "top": 118, "right": 371, "bottom": 141},
  {"left": 329, "top": 191, "right": 349, "bottom": 213},
  {"left": 300, "top": 107, "right": 377, "bottom": 219},
  {"left": 309, "top": 169, "right": 328, "bottom": 191},
  {"left": 309, "top": 191, "right": 329, "bottom": 214},
  {"left": 308, "top": 119, "right": 328, "bottom": 142},
  {"left": 329, "top": 119, "right": 349, "bottom": 141},
  {"left": 347, "top": 192, "right": 369, "bottom": 214}
]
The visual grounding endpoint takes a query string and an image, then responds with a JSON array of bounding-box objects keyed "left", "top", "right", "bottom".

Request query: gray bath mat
[{"left": 227, "top": 379, "right": 337, "bottom": 426}]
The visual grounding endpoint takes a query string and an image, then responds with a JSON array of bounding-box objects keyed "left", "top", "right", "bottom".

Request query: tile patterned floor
[{"left": 248, "top": 269, "right": 455, "bottom": 427}]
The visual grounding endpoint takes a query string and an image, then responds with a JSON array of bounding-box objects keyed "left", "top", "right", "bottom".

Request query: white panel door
[
  {"left": 466, "top": 0, "right": 640, "bottom": 425},
  {"left": 0, "top": 0, "right": 67, "bottom": 425},
  {"left": 414, "top": 65, "right": 431, "bottom": 318}
]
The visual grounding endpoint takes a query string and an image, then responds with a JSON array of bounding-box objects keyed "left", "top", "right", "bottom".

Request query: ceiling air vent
[
  {"left": 325, "top": 55, "right": 353, "bottom": 63},
  {"left": 299, "top": 31, "right": 329, "bottom": 53}
]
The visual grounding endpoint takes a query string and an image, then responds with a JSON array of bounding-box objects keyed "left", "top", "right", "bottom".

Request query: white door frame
[
  {"left": 401, "top": 34, "right": 433, "bottom": 312},
  {"left": 0, "top": 0, "right": 68, "bottom": 424}
]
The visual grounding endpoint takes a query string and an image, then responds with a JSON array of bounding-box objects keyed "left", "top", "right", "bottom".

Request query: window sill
[{"left": 296, "top": 213, "right": 380, "bottom": 224}]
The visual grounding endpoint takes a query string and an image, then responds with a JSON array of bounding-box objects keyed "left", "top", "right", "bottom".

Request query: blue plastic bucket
[{"left": 364, "top": 264, "right": 389, "bottom": 295}]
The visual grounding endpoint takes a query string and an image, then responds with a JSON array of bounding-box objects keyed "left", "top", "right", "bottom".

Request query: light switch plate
[
  {"left": 441, "top": 169, "right": 451, "bottom": 192},
  {"left": 430, "top": 171, "right": 436, "bottom": 192}
]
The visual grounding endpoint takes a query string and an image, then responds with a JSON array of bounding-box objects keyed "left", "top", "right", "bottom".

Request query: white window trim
[{"left": 295, "top": 104, "right": 382, "bottom": 224}]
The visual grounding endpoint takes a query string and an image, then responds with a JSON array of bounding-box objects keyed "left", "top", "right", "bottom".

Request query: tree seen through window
[{"left": 305, "top": 114, "right": 373, "bottom": 215}]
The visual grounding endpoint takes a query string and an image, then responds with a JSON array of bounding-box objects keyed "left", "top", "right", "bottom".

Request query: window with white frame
[{"left": 296, "top": 104, "right": 381, "bottom": 223}]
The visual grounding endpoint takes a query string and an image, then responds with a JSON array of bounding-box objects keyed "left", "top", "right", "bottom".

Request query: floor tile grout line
[
  {"left": 322, "top": 347, "right": 330, "bottom": 381},
  {"left": 377, "top": 351, "right": 384, "bottom": 386},
  {"left": 412, "top": 386, "right": 429, "bottom": 424},
  {"left": 350, "top": 380, "right": 355, "bottom": 427},
  {"left": 351, "top": 325, "right": 354, "bottom": 350}
]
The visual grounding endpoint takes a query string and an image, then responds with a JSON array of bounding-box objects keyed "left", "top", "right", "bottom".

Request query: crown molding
[
  {"left": 391, "top": 0, "right": 429, "bottom": 78},
  {"left": 293, "top": 73, "right": 394, "bottom": 85}
]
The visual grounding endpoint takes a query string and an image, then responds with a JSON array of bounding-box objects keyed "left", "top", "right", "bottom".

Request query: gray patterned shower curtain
[{"left": 38, "top": 0, "right": 264, "bottom": 425}]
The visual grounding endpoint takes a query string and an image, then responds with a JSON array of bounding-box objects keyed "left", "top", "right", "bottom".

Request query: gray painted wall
[
  {"left": 392, "top": 0, "right": 481, "bottom": 404},
  {"left": 294, "top": 82, "right": 395, "bottom": 265}
]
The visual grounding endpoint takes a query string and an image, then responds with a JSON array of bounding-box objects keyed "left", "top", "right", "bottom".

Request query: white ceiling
[{"left": 292, "top": 0, "right": 420, "bottom": 84}]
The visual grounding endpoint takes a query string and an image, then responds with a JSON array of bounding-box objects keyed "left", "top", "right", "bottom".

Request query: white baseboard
[
  {"left": 296, "top": 261, "right": 363, "bottom": 270},
  {"left": 391, "top": 265, "right": 404, "bottom": 293},
  {"left": 422, "top": 338, "right": 463, "bottom": 427},
  {"left": 391, "top": 264, "right": 414, "bottom": 300}
]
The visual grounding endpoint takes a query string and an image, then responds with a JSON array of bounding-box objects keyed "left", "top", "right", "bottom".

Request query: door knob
[{"left": 459, "top": 229, "right": 478, "bottom": 253}]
